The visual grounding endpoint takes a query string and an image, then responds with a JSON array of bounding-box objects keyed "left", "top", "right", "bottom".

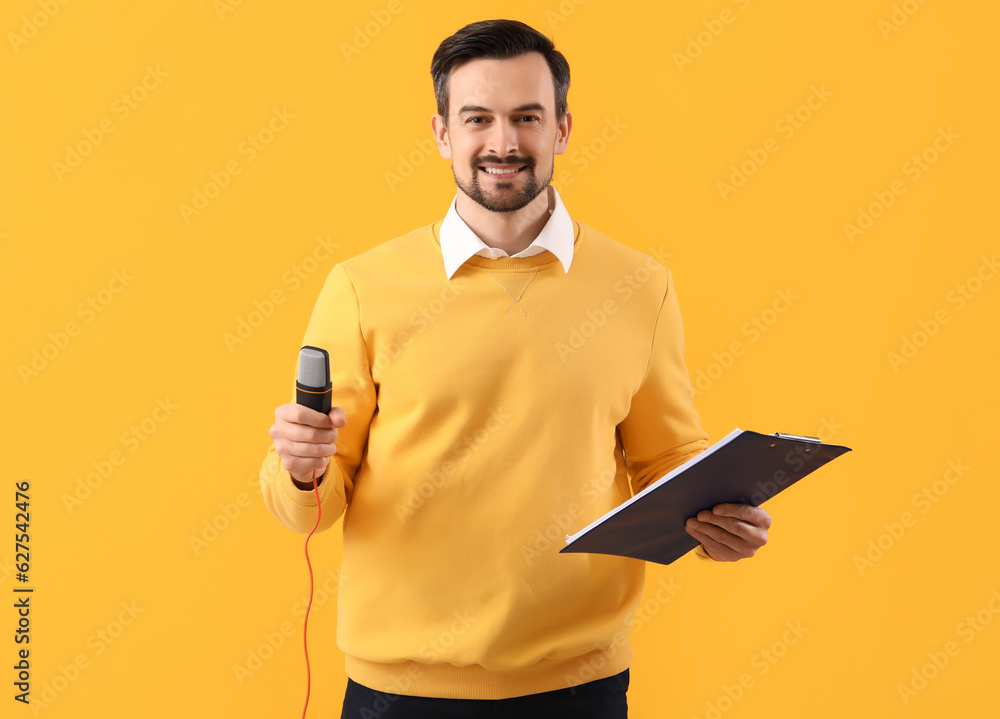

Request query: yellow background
[{"left": 2, "top": 0, "right": 997, "bottom": 716}]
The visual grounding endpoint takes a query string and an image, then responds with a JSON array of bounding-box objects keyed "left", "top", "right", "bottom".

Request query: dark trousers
[{"left": 340, "top": 668, "right": 629, "bottom": 718}]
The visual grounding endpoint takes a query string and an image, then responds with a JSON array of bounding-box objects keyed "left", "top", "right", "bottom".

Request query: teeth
[{"left": 482, "top": 166, "right": 522, "bottom": 174}]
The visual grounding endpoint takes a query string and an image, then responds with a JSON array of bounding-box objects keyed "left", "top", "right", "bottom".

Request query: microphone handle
[
  {"left": 293, "top": 381, "right": 332, "bottom": 488},
  {"left": 295, "top": 380, "right": 333, "bottom": 415}
]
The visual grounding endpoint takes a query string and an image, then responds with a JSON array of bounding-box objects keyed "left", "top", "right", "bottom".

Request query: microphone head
[{"left": 297, "top": 346, "right": 330, "bottom": 389}]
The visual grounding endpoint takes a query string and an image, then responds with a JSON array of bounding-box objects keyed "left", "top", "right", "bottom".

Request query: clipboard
[{"left": 560, "top": 428, "right": 852, "bottom": 565}]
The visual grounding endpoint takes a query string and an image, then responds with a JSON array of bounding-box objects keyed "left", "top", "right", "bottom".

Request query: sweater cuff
[
  {"left": 277, "top": 456, "right": 335, "bottom": 507},
  {"left": 290, "top": 472, "right": 325, "bottom": 491},
  {"left": 695, "top": 543, "right": 720, "bottom": 561}
]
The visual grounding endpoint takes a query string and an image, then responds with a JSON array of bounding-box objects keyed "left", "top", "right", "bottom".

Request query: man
[{"left": 260, "top": 18, "right": 770, "bottom": 719}]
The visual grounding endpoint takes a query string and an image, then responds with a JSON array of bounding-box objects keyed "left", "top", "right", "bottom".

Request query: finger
[
  {"left": 283, "top": 455, "right": 329, "bottom": 478},
  {"left": 693, "top": 511, "right": 753, "bottom": 539},
  {"left": 283, "top": 439, "right": 338, "bottom": 458},
  {"left": 277, "top": 403, "right": 333, "bottom": 428},
  {"left": 685, "top": 526, "right": 740, "bottom": 562},
  {"left": 686, "top": 518, "right": 755, "bottom": 555},
  {"left": 329, "top": 406, "right": 347, "bottom": 427},
  {"left": 277, "top": 420, "right": 338, "bottom": 444},
  {"left": 709, "top": 503, "right": 771, "bottom": 529}
]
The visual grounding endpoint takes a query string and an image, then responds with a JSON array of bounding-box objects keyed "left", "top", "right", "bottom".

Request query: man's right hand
[{"left": 269, "top": 403, "right": 347, "bottom": 488}]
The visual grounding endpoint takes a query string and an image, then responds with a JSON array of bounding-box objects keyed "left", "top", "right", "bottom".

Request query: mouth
[{"left": 479, "top": 164, "right": 528, "bottom": 177}]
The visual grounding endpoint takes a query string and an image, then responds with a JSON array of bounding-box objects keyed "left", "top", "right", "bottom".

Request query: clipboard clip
[{"left": 772, "top": 432, "right": 821, "bottom": 443}]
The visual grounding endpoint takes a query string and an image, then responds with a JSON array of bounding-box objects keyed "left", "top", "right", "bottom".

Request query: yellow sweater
[{"left": 259, "top": 217, "right": 714, "bottom": 699}]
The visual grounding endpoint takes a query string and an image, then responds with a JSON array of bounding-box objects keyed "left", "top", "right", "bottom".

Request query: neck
[{"left": 455, "top": 185, "right": 553, "bottom": 255}]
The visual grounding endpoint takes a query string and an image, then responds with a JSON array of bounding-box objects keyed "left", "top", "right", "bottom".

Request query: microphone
[
  {"left": 296, "top": 346, "right": 332, "bottom": 415},
  {"left": 294, "top": 346, "right": 332, "bottom": 488},
  {"left": 295, "top": 345, "right": 332, "bottom": 718}
]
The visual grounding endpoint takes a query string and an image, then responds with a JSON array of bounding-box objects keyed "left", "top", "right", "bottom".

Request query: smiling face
[{"left": 432, "top": 52, "right": 571, "bottom": 214}]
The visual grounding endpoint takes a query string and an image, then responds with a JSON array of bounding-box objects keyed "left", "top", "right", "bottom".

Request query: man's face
[{"left": 432, "top": 52, "right": 571, "bottom": 213}]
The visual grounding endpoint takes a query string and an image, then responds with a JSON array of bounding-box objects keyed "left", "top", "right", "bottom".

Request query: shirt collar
[{"left": 439, "top": 184, "right": 575, "bottom": 280}]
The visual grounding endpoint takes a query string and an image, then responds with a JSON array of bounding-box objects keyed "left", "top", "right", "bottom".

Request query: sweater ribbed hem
[{"left": 344, "top": 642, "right": 632, "bottom": 700}]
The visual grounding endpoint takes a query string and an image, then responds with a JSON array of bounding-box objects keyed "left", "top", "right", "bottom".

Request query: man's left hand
[{"left": 685, "top": 503, "right": 771, "bottom": 561}]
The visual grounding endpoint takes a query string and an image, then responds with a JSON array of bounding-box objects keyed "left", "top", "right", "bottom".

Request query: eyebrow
[{"left": 457, "top": 103, "right": 546, "bottom": 116}]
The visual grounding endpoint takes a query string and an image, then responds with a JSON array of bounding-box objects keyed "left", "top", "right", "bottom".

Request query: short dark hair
[{"left": 430, "top": 19, "right": 570, "bottom": 127}]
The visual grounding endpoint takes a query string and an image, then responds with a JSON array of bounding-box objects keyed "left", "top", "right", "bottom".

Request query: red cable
[{"left": 301, "top": 468, "right": 321, "bottom": 718}]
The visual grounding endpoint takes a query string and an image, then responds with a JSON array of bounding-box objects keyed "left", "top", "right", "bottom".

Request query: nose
[{"left": 487, "top": 118, "right": 519, "bottom": 158}]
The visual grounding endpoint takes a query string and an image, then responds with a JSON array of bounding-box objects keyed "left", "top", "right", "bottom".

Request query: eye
[{"left": 467, "top": 116, "right": 539, "bottom": 124}]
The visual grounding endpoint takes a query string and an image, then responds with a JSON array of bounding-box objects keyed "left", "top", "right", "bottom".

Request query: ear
[
  {"left": 554, "top": 110, "right": 572, "bottom": 156},
  {"left": 431, "top": 113, "right": 453, "bottom": 160}
]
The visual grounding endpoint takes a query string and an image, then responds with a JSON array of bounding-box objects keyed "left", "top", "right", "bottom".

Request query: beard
[{"left": 451, "top": 154, "right": 553, "bottom": 213}]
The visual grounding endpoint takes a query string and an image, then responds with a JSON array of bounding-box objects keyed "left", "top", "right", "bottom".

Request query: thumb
[{"left": 329, "top": 406, "right": 347, "bottom": 427}]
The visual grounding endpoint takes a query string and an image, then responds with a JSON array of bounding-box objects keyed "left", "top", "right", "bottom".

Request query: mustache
[{"left": 476, "top": 158, "right": 532, "bottom": 166}]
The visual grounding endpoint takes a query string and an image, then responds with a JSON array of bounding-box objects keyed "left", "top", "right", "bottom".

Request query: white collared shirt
[{"left": 439, "top": 184, "right": 575, "bottom": 280}]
